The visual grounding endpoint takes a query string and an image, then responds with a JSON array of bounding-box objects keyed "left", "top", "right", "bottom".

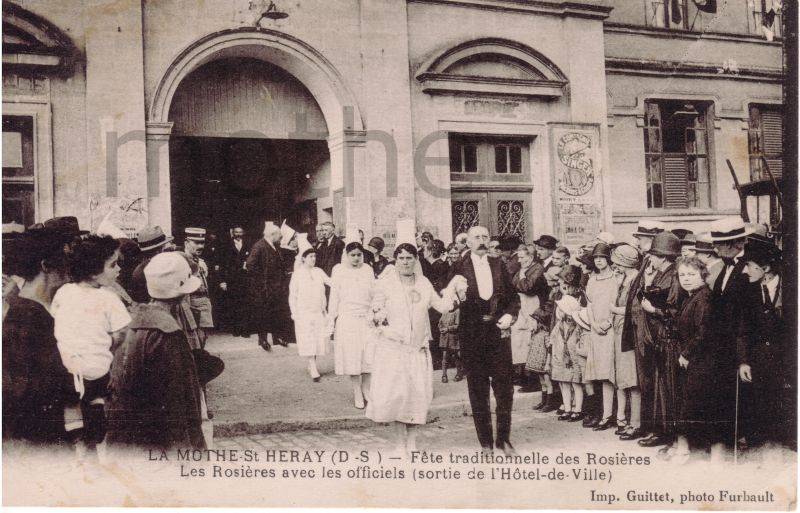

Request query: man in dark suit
[
  {"left": 316, "top": 221, "right": 345, "bottom": 277},
  {"left": 246, "top": 222, "right": 290, "bottom": 351},
  {"left": 449, "top": 226, "right": 520, "bottom": 455},
  {"left": 708, "top": 217, "right": 759, "bottom": 458},
  {"left": 219, "top": 226, "right": 251, "bottom": 337}
]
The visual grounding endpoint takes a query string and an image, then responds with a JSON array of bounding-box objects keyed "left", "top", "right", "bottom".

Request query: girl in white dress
[
  {"left": 367, "top": 243, "right": 460, "bottom": 454},
  {"left": 328, "top": 242, "right": 375, "bottom": 409},
  {"left": 288, "top": 247, "right": 331, "bottom": 381}
]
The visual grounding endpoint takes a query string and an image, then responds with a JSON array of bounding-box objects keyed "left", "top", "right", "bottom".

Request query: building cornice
[
  {"left": 605, "top": 57, "right": 784, "bottom": 83},
  {"left": 407, "top": 0, "right": 612, "bottom": 20},
  {"left": 604, "top": 23, "right": 783, "bottom": 46}
]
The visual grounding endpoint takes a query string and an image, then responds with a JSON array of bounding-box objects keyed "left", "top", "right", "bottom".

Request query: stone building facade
[{"left": 2, "top": 0, "right": 785, "bottom": 248}]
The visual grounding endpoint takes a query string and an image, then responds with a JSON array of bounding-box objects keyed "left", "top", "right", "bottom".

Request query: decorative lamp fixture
[{"left": 253, "top": 1, "right": 288, "bottom": 26}]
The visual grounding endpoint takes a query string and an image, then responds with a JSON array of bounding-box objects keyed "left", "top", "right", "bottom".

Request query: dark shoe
[
  {"left": 453, "top": 372, "right": 464, "bottom": 382},
  {"left": 533, "top": 392, "right": 548, "bottom": 410},
  {"left": 541, "top": 400, "right": 559, "bottom": 413},
  {"left": 619, "top": 427, "right": 647, "bottom": 441},
  {"left": 517, "top": 385, "right": 537, "bottom": 393},
  {"left": 568, "top": 412, "right": 585, "bottom": 422},
  {"left": 556, "top": 408, "right": 565, "bottom": 416},
  {"left": 615, "top": 422, "right": 629, "bottom": 435},
  {"left": 638, "top": 435, "right": 670, "bottom": 447},
  {"left": 260, "top": 341, "right": 272, "bottom": 352},
  {"left": 593, "top": 417, "right": 615, "bottom": 431},
  {"left": 441, "top": 374, "right": 449, "bottom": 383},
  {"left": 312, "top": 376, "right": 321, "bottom": 383},
  {"left": 496, "top": 441, "right": 516, "bottom": 456},
  {"left": 207, "top": 409, "right": 214, "bottom": 420},
  {"left": 582, "top": 415, "right": 599, "bottom": 428},
  {"left": 558, "top": 411, "right": 572, "bottom": 421},
  {"left": 276, "top": 338, "right": 289, "bottom": 348}
]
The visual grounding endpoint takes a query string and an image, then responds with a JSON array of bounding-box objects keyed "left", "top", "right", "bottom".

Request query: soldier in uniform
[{"left": 183, "top": 227, "right": 214, "bottom": 349}]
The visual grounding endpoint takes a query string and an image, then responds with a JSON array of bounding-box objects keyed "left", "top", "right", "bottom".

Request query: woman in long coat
[
  {"left": 289, "top": 247, "right": 331, "bottom": 381},
  {"left": 106, "top": 253, "right": 206, "bottom": 451},
  {"left": 328, "top": 242, "right": 376, "bottom": 409},
  {"left": 638, "top": 232, "right": 685, "bottom": 450},
  {"left": 367, "top": 243, "right": 458, "bottom": 454}
]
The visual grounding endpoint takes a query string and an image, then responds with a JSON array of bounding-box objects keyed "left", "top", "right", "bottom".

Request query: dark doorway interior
[{"left": 170, "top": 136, "right": 328, "bottom": 241}]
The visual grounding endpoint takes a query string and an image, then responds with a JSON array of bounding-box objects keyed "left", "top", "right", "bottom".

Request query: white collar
[
  {"left": 470, "top": 252, "right": 489, "bottom": 265},
  {"left": 543, "top": 256, "right": 552, "bottom": 267}
]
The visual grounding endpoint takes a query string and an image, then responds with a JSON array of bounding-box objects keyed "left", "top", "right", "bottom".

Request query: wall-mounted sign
[{"left": 549, "top": 124, "right": 604, "bottom": 248}]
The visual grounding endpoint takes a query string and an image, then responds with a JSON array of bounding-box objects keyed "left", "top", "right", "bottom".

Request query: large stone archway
[{"left": 145, "top": 28, "right": 367, "bottom": 234}]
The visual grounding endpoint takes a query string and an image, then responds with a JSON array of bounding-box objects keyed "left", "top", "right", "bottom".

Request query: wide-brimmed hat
[
  {"left": 137, "top": 225, "right": 174, "bottom": 252},
  {"left": 558, "top": 264, "right": 583, "bottom": 288},
  {"left": 679, "top": 233, "right": 697, "bottom": 247},
  {"left": 145, "top": 252, "right": 202, "bottom": 299},
  {"left": 184, "top": 227, "right": 206, "bottom": 243},
  {"left": 743, "top": 235, "right": 781, "bottom": 267},
  {"left": 709, "top": 218, "right": 754, "bottom": 242},
  {"left": 647, "top": 231, "right": 681, "bottom": 258},
  {"left": 611, "top": 243, "right": 639, "bottom": 269},
  {"left": 693, "top": 233, "right": 716, "bottom": 254},
  {"left": 591, "top": 242, "right": 612, "bottom": 260},
  {"left": 632, "top": 220, "right": 666, "bottom": 238},
  {"left": 532, "top": 234, "right": 558, "bottom": 250},
  {"left": 42, "top": 216, "right": 89, "bottom": 237}
]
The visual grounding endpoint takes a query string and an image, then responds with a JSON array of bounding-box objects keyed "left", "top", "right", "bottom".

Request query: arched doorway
[
  {"left": 168, "top": 57, "right": 329, "bottom": 238},
  {"left": 146, "top": 28, "right": 366, "bottom": 238}
]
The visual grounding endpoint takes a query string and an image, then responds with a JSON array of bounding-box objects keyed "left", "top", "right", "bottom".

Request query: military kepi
[{"left": 185, "top": 227, "right": 206, "bottom": 242}]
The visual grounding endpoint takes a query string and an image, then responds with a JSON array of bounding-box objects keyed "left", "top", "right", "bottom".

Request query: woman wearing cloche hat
[
  {"left": 106, "top": 252, "right": 206, "bottom": 450},
  {"left": 584, "top": 243, "right": 621, "bottom": 432},
  {"left": 609, "top": 243, "right": 645, "bottom": 441}
]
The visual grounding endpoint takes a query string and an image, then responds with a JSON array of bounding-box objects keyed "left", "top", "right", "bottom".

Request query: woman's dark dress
[
  {"left": 2, "top": 296, "right": 77, "bottom": 443},
  {"left": 675, "top": 286, "right": 718, "bottom": 446}
]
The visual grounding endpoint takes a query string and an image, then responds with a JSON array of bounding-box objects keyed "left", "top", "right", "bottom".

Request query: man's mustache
[{"left": 477, "top": 244, "right": 488, "bottom": 251}]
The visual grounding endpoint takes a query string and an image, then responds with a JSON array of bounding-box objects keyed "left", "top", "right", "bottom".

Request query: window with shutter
[
  {"left": 642, "top": 101, "right": 712, "bottom": 210},
  {"left": 749, "top": 105, "right": 783, "bottom": 180}
]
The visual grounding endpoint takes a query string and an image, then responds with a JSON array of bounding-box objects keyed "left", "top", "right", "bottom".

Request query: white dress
[
  {"left": 288, "top": 266, "right": 330, "bottom": 357},
  {"left": 366, "top": 270, "right": 454, "bottom": 425},
  {"left": 329, "top": 263, "right": 375, "bottom": 375},
  {"left": 510, "top": 292, "right": 540, "bottom": 365}
]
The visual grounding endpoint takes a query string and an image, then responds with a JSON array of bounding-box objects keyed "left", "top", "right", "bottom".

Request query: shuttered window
[
  {"left": 642, "top": 101, "right": 712, "bottom": 209},
  {"left": 748, "top": 105, "right": 783, "bottom": 180}
]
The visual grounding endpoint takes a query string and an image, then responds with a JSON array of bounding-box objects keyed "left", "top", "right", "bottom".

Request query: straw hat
[
  {"left": 632, "top": 220, "right": 666, "bottom": 238},
  {"left": 708, "top": 217, "right": 754, "bottom": 242}
]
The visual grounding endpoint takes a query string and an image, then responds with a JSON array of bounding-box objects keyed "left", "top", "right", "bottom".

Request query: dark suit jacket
[
  {"left": 245, "top": 240, "right": 287, "bottom": 331},
  {"left": 317, "top": 236, "right": 345, "bottom": 277},
  {"left": 511, "top": 261, "right": 548, "bottom": 306},
  {"left": 220, "top": 239, "right": 250, "bottom": 286},
  {"left": 712, "top": 260, "right": 761, "bottom": 367},
  {"left": 449, "top": 252, "right": 520, "bottom": 343}
]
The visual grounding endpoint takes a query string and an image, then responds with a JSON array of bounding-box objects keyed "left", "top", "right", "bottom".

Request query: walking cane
[{"left": 734, "top": 370, "right": 740, "bottom": 465}]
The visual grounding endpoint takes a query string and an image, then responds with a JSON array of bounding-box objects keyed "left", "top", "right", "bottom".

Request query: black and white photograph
[{"left": 1, "top": 0, "right": 797, "bottom": 507}]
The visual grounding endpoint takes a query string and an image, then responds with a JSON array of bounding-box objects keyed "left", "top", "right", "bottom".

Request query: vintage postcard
[{"left": 1, "top": 0, "right": 796, "bottom": 508}]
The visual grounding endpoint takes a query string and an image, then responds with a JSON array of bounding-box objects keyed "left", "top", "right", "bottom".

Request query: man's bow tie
[{"left": 722, "top": 257, "right": 736, "bottom": 266}]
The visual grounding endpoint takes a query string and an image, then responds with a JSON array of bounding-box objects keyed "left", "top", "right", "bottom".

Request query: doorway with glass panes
[{"left": 448, "top": 133, "right": 533, "bottom": 241}]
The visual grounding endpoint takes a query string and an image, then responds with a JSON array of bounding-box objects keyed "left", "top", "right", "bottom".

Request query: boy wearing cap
[{"left": 106, "top": 252, "right": 206, "bottom": 450}]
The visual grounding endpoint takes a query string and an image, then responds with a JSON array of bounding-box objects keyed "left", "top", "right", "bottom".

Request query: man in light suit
[{"left": 449, "top": 226, "right": 520, "bottom": 455}]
